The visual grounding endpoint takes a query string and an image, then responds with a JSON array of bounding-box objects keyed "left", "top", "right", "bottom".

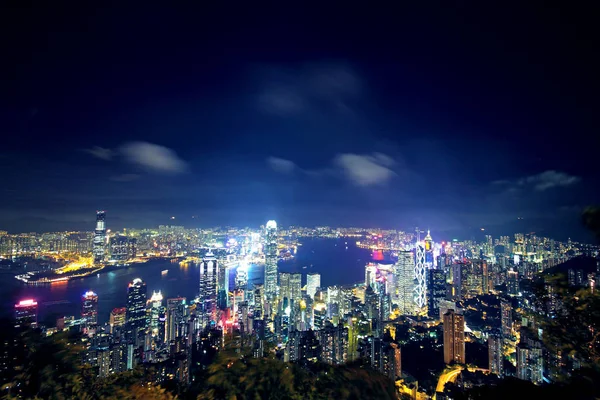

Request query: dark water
[{"left": 0, "top": 238, "right": 371, "bottom": 325}]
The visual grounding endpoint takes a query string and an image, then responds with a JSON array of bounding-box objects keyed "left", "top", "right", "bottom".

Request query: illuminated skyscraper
[
  {"left": 427, "top": 269, "right": 446, "bottom": 319},
  {"left": 365, "top": 263, "right": 377, "bottom": 289},
  {"left": 199, "top": 251, "right": 219, "bottom": 328},
  {"left": 424, "top": 229, "right": 434, "bottom": 266},
  {"left": 217, "top": 262, "right": 229, "bottom": 309},
  {"left": 81, "top": 291, "right": 99, "bottom": 327},
  {"left": 501, "top": 299, "right": 512, "bottom": 338},
  {"left": 264, "top": 220, "right": 278, "bottom": 305},
  {"left": 148, "top": 291, "right": 164, "bottom": 341},
  {"left": 485, "top": 235, "right": 493, "bottom": 257},
  {"left": 516, "top": 329, "right": 543, "bottom": 384},
  {"left": 126, "top": 278, "right": 147, "bottom": 343},
  {"left": 109, "top": 235, "right": 129, "bottom": 261},
  {"left": 166, "top": 297, "right": 186, "bottom": 343},
  {"left": 443, "top": 309, "right": 465, "bottom": 364},
  {"left": 279, "top": 272, "right": 291, "bottom": 310},
  {"left": 93, "top": 211, "right": 107, "bottom": 264},
  {"left": 488, "top": 334, "right": 504, "bottom": 376},
  {"left": 393, "top": 251, "right": 415, "bottom": 315},
  {"left": 414, "top": 228, "right": 427, "bottom": 310},
  {"left": 306, "top": 273, "right": 320, "bottom": 299},
  {"left": 109, "top": 307, "right": 126, "bottom": 334},
  {"left": 507, "top": 268, "right": 519, "bottom": 296},
  {"left": 235, "top": 262, "right": 248, "bottom": 290},
  {"left": 14, "top": 299, "right": 37, "bottom": 329},
  {"left": 290, "top": 273, "right": 302, "bottom": 304}
]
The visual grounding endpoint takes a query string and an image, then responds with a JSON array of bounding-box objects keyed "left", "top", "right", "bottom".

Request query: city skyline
[
  {"left": 5, "top": 211, "right": 600, "bottom": 397},
  {"left": 2, "top": 3, "right": 600, "bottom": 398}
]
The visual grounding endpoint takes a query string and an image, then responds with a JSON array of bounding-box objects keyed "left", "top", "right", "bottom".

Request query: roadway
[{"left": 434, "top": 367, "right": 488, "bottom": 399}]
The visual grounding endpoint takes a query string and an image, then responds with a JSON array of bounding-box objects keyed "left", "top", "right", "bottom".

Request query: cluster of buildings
[{"left": 7, "top": 213, "right": 600, "bottom": 395}]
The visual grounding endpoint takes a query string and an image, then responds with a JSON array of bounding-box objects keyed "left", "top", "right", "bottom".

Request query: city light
[{"left": 16, "top": 299, "right": 37, "bottom": 307}]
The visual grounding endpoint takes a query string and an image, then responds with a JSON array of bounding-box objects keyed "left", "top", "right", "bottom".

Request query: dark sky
[{"left": 1, "top": 3, "right": 599, "bottom": 241}]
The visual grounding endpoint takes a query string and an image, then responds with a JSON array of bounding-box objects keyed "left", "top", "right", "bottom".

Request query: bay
[{"left": 0, "top": 238, "right": 372, "bottom": 326}]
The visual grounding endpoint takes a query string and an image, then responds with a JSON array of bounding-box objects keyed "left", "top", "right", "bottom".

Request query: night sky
[{"left": 1, "top": 3, "right": 599, "bottom": 241}]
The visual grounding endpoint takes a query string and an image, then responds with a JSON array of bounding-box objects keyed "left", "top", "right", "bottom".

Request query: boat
[{"left": 161, "top": 269, "right": 168, "bottom": 275}]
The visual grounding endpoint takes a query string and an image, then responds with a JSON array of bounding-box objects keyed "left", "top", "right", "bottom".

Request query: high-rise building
[
  {"left": 109, "top": 236, "right": 129, "bottom": 261},
  {"left": 318, "top": 324, "right": 349, "bottom": 365},
  {"left": 414, "top": 229, "right": 427, "bottom": 310},
  {"left": 14, "top": 299, "right": 38, "bottom": 329},
  {"left": 516, "top": 331, "right": 543, "bottom": 385},
  {"left": 427, "top": 269, "right": 446, "bottom": 319},
  {"left": 359, "top": 336, "right": 401, "bottom": 380},
  {"left": 488, "top": 334, "right": 504, "bottom": 377},
  {"left": 393, "top": 251, "right": 415, "bottom": 315},
  {"left": 450, "top": 263, "right": 463, "bottom": 300},
  {"left": 500, "top": 300, "right": 512, "bottom": 338},
  {"left": 507, "top": 268, "right": 519, "bottom": 296},
  {"left": 126, "top": 278, "right": 147, "bottom": 343},
  {"left": 313, "top": 301, "right": 327, "bottom": 330},
  {"left": 285, "top": 329, "right": 320, "bottom": 363},
  {"left": 235, "top": 263, "right": 248, "bottom": 290},
  {"left": 365, "top": 263, "right": 378, "bottom": 289},
  {"left": 217, "top": 262, "right": 229, "bottom": 309},
  {"left": 279, "top": 272, "right": 292, "bottom": 310},
  {"left": 93, "top": 211, "right": 107, "bottom": 264},
  {"left": 306, "top": 273, "right": 321, "bottom": 299},
  {"left": 443, "top": 309, "right": 465, "bottom": 364},
  {"left": 424, "top": 229, "right": 434, "bottom": 266},
  {"left": 264, "top": 220, "right": 278, "bottom": 305},
  {"left": 383, "top": 342, "right": 402, "bottom": 380},
  {"left": 199, "top": 251, "right": 219, "bottom": 329},
  {"left": 82, "top": 291, "right": 99, "bottom": 328},
  {"left": 290, "top": 273, "right": 302, "bottom": 305},
  {"left": 166, "top": 297, "right": 187, "bottom": 343},
  {"left": 148, "top": 291, "right": 165, "bottom": 341},
  {"left": 109, "top": 307, "right": 126, "bottom": 334}
]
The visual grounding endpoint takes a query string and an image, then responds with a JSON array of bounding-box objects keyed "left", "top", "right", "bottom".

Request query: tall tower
[
  {"left": 306, "top": 273, "right": 321, "bottom": 299},
  {"left": 126, "top": 278, "right": 147, "bottom": 344},
  {"left": 393, "top": 251, "right": 415, "bottom": 315},
  {"left": 93, "top": 211, "right": 107, "bottom": 264},
  {"left": 148, "top": 291, "right": 164, "bottom": 341},
  {"left": 235, "top": 262, "right": 249, "bottom": 290},
  {"left": 290, "top": 273, "right": 302, "bottom": 305},
  {"left": 279, "top": 272, "right": 291, "bottom": 310},
  {"left": 424, "top": 229, "right": 434, "bottom": 266},
  {"left": 82, "top": 291, "right": 99, "bottom": 328},
  {"left": 14, "top": 299, "right": 38, "bottom": 329},
  {"left": 166, "top": 297, "right": 186, "bottom": 343},
  {"left": 488, "top": 334, "right": 504, "bottom": 376},
  {"left": 427, "top": 269, "right": 446, "bottom": 319},
  {"left": 443, "top": 309, "right": 465, "bottom": 364},
  {"left": 414, "top": 228, "right": 427, "bottom": 311},
  {"left": 264, "top": 220, "right": 278, "bottom": 306},
  {"left": 500, "top": 299, "right": 512, "bottom": 338},
  {"left": 199, "top": 251, "right": 219, "bottom": 329},
  {"left": 109, "top": 307, "right": 126, "bottom": 334}
]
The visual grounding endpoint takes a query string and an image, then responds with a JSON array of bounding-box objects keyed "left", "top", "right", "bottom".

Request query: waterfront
[{"left": 0, "top": 238, "right": 372, "bottom": 325}]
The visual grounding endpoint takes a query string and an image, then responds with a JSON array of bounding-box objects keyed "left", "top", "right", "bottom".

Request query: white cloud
[
  {"left": 120, "top": 141, "right": 188, "bottom": 174},
  {"left": 518, "top": 170, "right": 581, "bottom": 191},
  {"left": 333, "top": 153, "right": 396, "bottom": 186},
  {"left": 82, "top": 146, "right": 114, "bottom": 161},
  {"left": 266, "top": 157, "right": 296, "bottom": 174}
]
